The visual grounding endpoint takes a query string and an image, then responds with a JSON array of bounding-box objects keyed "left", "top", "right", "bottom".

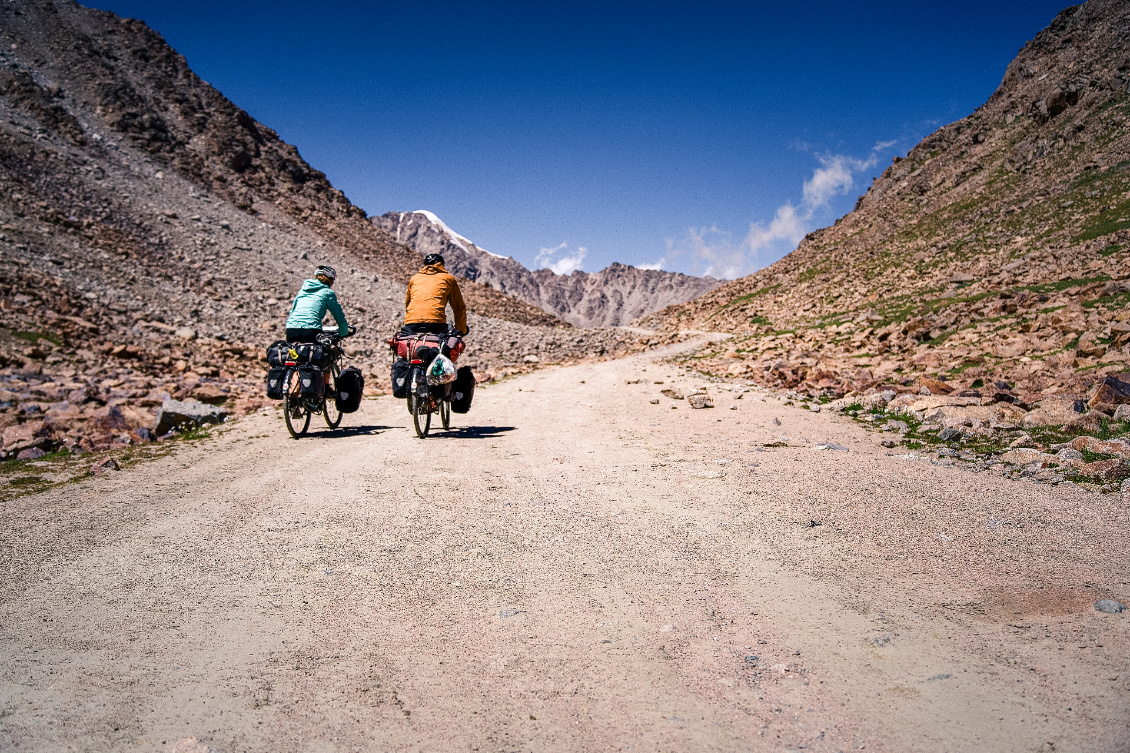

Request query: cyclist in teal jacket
[{"left": 286, "top": 265, "right": 349, "bottom": 343}]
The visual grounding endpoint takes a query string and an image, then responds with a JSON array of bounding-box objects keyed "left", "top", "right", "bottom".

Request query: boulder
[
  {"left": 2, "top": 420, "right": 46, "bottom": 449},
  {"left": 1063, "top": 411, "right": 1105, "bottom": 435},
  {"left": 191, "top": 383, "right": 230, "bottom": 405},
  {"left": 1115, "top": 404, "right": 1130, "bottom": 423},
  {"left": 1078, "top": 458, "right": 1130, "bottom": 482},
  {"left": 16, "top": 447, "right": 46, "bottom": 460},
  {"left": 1088, "top": 374, "right": 1130, "bottom": 415},
  {"left": 1021, "top": 396, "right": 1082, "bottom": 428},
  {"left": 908, "top": 395, "right": 980, "bottom": 413},
  {"left": 924, "top": 403, "right": 1026, "bottom": 428},
  {"left": 660, "top": 388, "right": 684, "bottom": 400},
  {"left": 154, "top": 399, "right": 228, "bottom": 436},
  {"left": 917, "top": 377, "right": 954, "bottom": 395},
  {"left": 1070, "top": 436, "right": 1130, "bottom": 459},
  {"left": 998, "top": 448, "right": 1055, "bottom": 467},
  {"left": 91, "top": 405, "right": 130, "bottom": 433}
]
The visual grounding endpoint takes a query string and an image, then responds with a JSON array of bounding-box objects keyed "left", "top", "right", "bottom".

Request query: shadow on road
[
  {"left": 437, "top": 426, "right": 517, "bottom": 439},
  {"left": 308, "top": 425, "right": 399, "bottom": 439}
]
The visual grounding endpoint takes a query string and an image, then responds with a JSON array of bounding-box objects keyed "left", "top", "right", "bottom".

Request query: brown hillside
[{"left": 644, "top": 0, "right": 1130, "bottom": 402}]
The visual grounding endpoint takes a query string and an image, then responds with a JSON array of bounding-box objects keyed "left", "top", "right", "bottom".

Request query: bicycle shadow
[
  {"left": 436, "top": 426, "right": 517, "bottom": 439},
  {"left": 309, "top": 425, "right": 398, "bottom": 439}
]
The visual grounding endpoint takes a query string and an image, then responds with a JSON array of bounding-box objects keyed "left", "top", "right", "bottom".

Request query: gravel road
[{"left": 2, "top": 344, "right": 1128, "bottom": 752}]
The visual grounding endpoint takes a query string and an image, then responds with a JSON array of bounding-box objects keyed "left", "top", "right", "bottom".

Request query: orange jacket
[{"left": 404, "top": 264, "right": 468, "bottom": 334}]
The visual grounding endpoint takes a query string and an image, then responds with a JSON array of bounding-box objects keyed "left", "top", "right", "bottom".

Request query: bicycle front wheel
[
  {"left": 283, "top": 369, "right": 310, "bottom": 438},
  {"left": 323, "top": 363, "right": 342, "bottom": 429}
]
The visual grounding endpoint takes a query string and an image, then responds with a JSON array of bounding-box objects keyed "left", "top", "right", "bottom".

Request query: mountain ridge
[{"left": 373, "top": 210, "right": 721, "bottom": 328}]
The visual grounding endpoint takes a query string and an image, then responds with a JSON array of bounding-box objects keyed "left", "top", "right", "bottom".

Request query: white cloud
[
  {"left": 637, "top": 258, "right": 665, "bottom": 271},
  {"left": 664, "top": 226, "right": 746, "bottom": 280},
  {"left": 668, "top": 140, "right": 897, "bottom": 279},
  {"left": 536, "top": 242, "right": 587, "bottom": 275},
  {"left": 745, "top": 202, "right": 806, "bottom": 261}
]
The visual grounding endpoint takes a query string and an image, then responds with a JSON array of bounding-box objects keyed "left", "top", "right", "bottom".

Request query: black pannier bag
[
  {"left": 297, "top": 365, "right": 324, "bottom": 397},
  {"left": 265, "top": 367, "right": 287, "bottom": 400},
  {"left": 266, "top": 340, "right": 289, "bottom": 367},
  {"left": 294, "top": 342, "right": 330, "bottom": 367},
  {"left": 335, "top": 367, "right": 364, "bottom": 413},
  {"left": 451, "top": 366, "right": 474, "bottom": 413},
  {"left": 391, "top": 360, "right": 411, "bottom": 399}
]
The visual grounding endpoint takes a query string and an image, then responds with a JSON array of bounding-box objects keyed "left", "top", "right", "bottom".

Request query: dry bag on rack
[
  {"left": 266, "top": 340, "right": 289, "bottom": 367},
  {"left": 335, "top": 367, "right": 364, "bottom": 413},
  {"left": 451, "top": 366, "right": 475, "bottom": 413}
]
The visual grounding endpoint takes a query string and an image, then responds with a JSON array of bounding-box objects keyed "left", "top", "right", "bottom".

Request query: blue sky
[{"left": 92, "top": 1, "right": 1069, "bottom": 278}]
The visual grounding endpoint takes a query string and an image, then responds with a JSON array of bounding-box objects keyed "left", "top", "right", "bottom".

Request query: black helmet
[
  {"left": 314, "top": 264, "right": 336, "bottom": 281},
  {"left": 423, "top": 253, "right": 444, "bottom": 267}
]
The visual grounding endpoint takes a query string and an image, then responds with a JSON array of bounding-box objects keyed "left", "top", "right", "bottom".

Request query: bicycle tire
[
  {"left": 440, "top": 398, "right": 450, "bottom": 430},
  {"left": 283, "top": 369, "right": 310, "bottom": 438},
  {"left": 410, "top": 366, "right": 431, "bottom": 438},
  {"left": 323, "top": 362, "right": 342, "bottom": 429}
]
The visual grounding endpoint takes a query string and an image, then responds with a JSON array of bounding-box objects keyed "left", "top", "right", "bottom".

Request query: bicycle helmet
[
  {"left": 423, "top": 253, "right": 444, "bottom": 267},
  {"left": 314, "top": 264, "right": 337, "bottom": 281}
]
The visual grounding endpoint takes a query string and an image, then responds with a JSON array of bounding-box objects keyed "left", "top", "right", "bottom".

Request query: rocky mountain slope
[
  {"left": 373, "top": 210, "right": 721, "bottom": 327},
  {"left": 0, "top": 0, "right": 635, "bottom": 460},
  {"left": 645, "top": 0, "right": 1130, "bottom": 410}
]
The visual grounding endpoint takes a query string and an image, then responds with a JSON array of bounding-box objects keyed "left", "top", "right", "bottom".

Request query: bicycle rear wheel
[
  {"left": 410, "top": 367, "right": 431, "bottom": 438},
  {"left": 440, "top": 398, "right": 450, "bottom": 430},
  {"left": 283, "top": 369, "right": 310, "bottom": 438}
]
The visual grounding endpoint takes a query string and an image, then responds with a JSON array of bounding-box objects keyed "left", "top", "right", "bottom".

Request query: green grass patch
[
  {"left": 1099, "top": 243, "right": 1123, "bottom": 257},
  {"left": 4, "top": 328, "right": 64, "bottom": 347},
  {"left": 1077, "top": 196, "right": 1130, "bottom": 242}
]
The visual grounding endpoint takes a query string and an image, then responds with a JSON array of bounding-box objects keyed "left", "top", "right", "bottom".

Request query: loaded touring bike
[
  {"left": 389, "top": 327, "right": 474, "bottom": 439},
  {"left": 266, "top": 326, "right": 362, "bottom": 438}
]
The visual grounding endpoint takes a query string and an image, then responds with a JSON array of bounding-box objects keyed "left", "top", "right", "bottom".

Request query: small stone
[
  {"left": 88, "top": 457, "right": 120, "bottom": 475},
  {"left": 649, "top": 399, "right": 660, "bottom": 404},
  {"left": 880, "top": 439, "right": 897, "bottom": 448},
  {"left": 938, "top": 427, "right": 963, "bottom": 442},
  {"left": 689, "top": 470, "right": 725, "bottom": 479},
  {"left": 1114, "top": 404, "right": 1130, "bottom": 422},
  {"left": 522, "top": 354, "right": 540, "bottom": 363},
  {"left": 814, "top": 442, "right": 850, "bottom": 452},
  {"left": 1094, "top": 599, "right": 1125, "bottom": 614},
  {"left": 498, "top": 608, "right": 524, "bottom": 618},
  {"left": 688, "top": 394, "right": 713, "bottom": 409}
]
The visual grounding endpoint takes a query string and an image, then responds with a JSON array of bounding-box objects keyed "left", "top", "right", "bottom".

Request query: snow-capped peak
[{"left": 409, "top": 210, "right": 507, "bottom": 259}]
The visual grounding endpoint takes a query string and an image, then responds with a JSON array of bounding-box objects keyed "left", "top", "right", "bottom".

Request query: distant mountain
[
  {"left": 373, "top": 211, "right": 721, "bottom": 328},
  {"left": 644, "top": 0, "right": 1130, "bottom": 401}
]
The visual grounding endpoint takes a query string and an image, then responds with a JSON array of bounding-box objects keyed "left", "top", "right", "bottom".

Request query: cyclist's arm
[
  {"left": 325, "top": 290, "right": 349, "bottom": 336},
  {"left": 449, "top": 277, "right": 468, "bottom": 335}
]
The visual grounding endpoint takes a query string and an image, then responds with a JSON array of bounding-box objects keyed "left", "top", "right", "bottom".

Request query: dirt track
[{"left": 2, "top": 343, "right": 1128, "bottom": 752}]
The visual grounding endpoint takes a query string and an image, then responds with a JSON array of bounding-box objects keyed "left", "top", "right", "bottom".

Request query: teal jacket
[{"left": 286, "top": 279, "right": 349, "bottom": 335}]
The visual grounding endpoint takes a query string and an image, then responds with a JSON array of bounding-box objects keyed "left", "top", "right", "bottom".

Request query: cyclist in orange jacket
[{"left": 403, "top": 253, "right": 468, "bottom": 335}]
